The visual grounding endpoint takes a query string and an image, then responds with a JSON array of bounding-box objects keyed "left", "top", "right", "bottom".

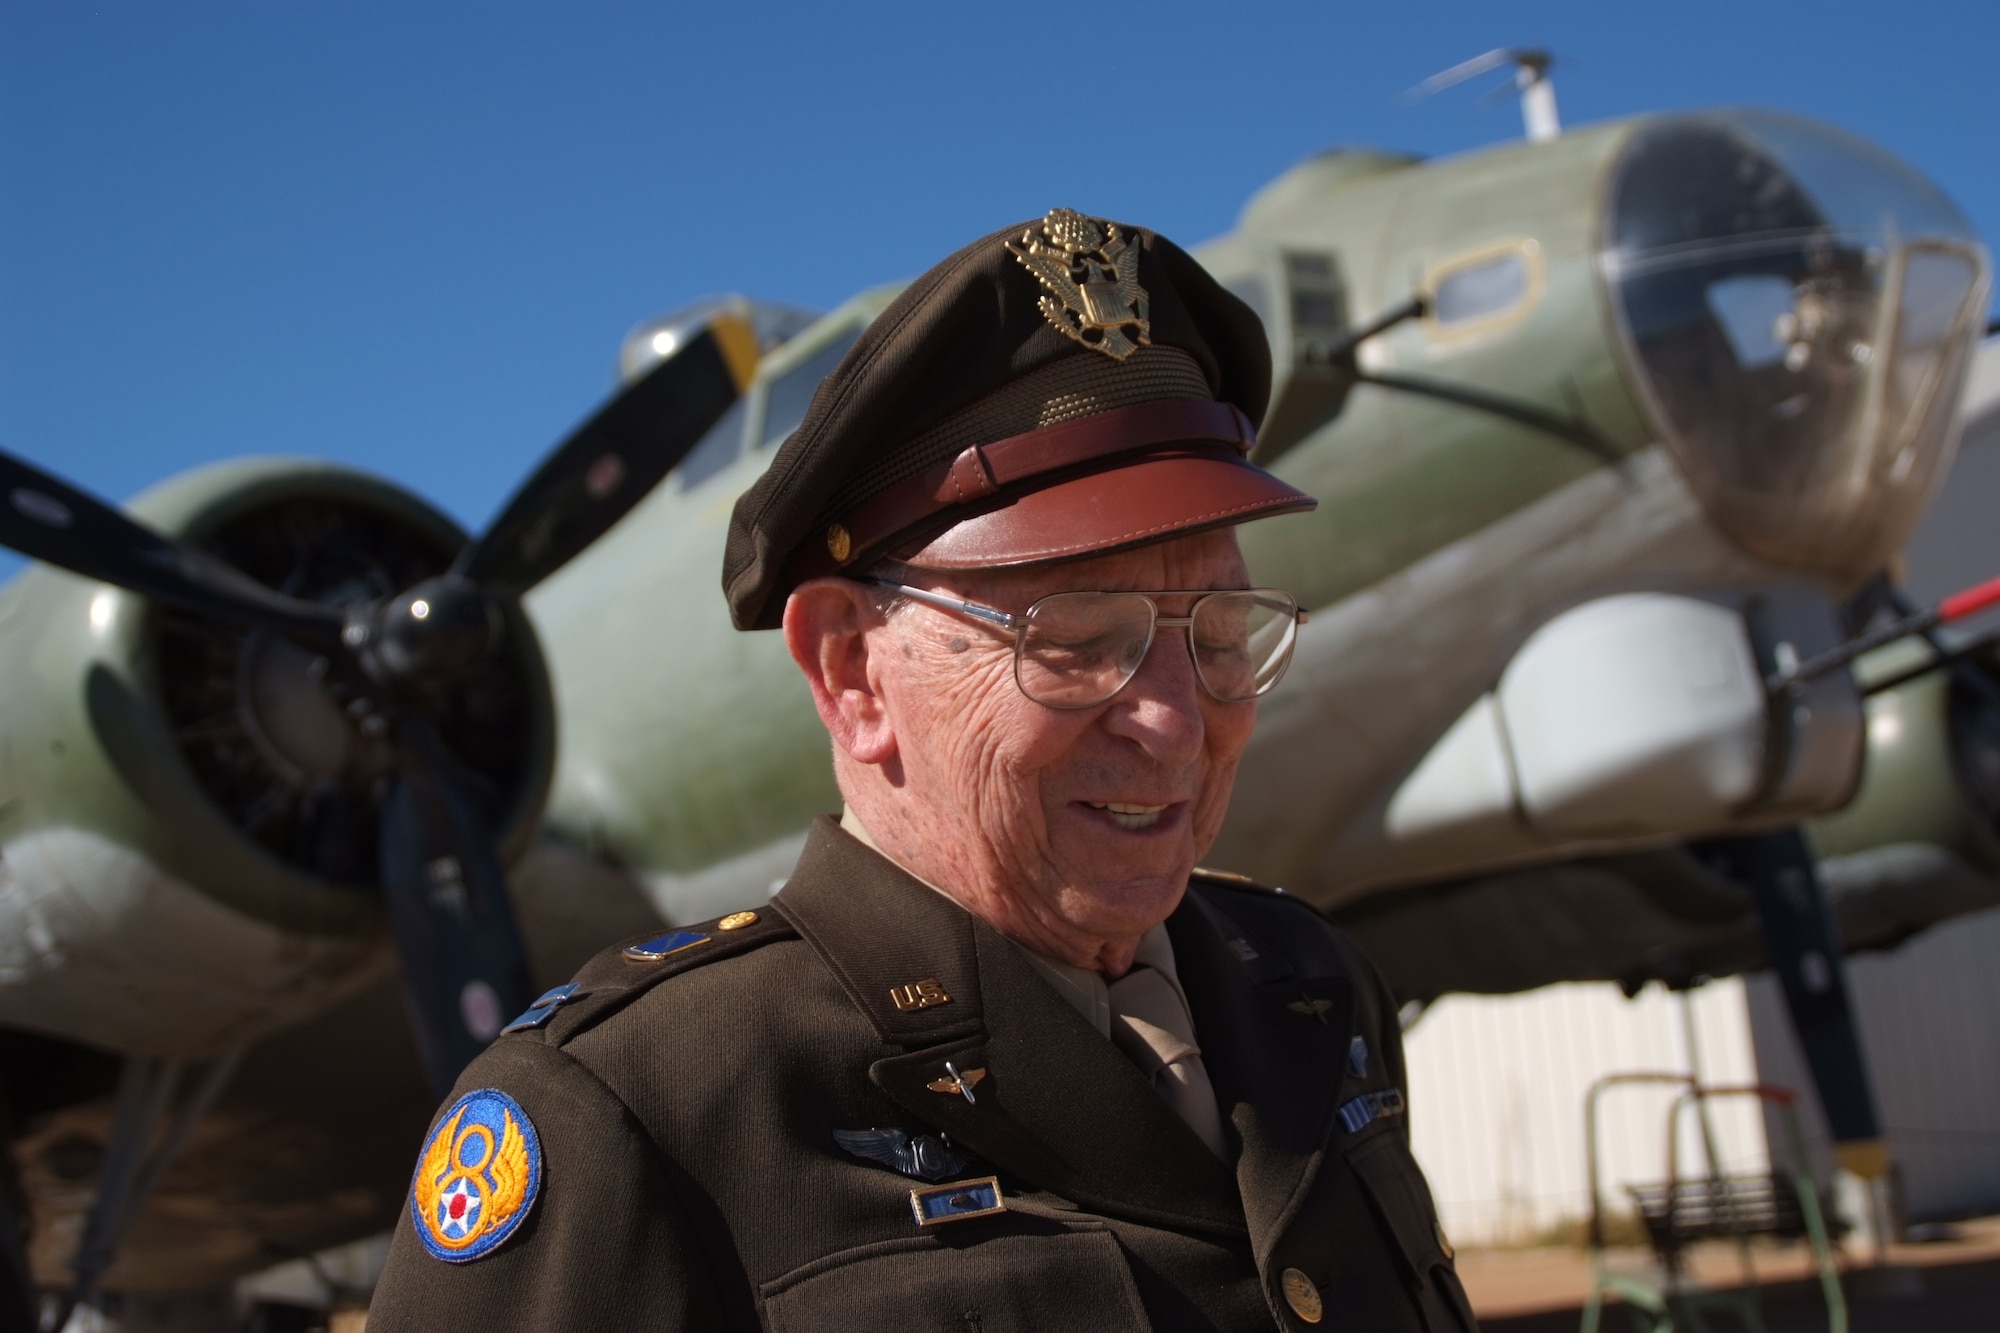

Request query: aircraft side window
[
  {"left": 1285, "top": 252, "right": 1348, "bottom": 341},
  {"left": 760, "top": 327, "right": 863, "bottom": 451},
  {"left": 1425, "top": 239, "right": 1542, "bottom": 338},
  {"left": 675, "top": 397, "right": 749, "bottom": 492}
]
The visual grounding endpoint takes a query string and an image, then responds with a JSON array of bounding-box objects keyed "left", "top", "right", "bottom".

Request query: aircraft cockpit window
[
  {"left": 760, "top": 327, "right": 863, "bottom": 451},
  {"left": 675, "top": 397, "right": 748, "bottom": 492},
  {"left": 1703, "top": 274, "right": 1802, "bottom": 370},
  {"left": 1426, "top": 241, "right": 1540, "bottom": 334}
]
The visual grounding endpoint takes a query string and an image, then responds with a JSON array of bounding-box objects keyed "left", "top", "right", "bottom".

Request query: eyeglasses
[{"left": 867, "top": 579, "right": 1308, "bottom": 709}]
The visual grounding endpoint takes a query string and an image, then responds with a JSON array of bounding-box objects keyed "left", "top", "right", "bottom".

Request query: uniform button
[
  {"left": 718, "top": 911, "right": 759, "bottom": 930},
  {"left": 1279, "top": 1267, "right": 1323, "bottom": 1324},
  {"left": 1435, "top": 1220, "right": 1455, "bottom": 1260}
]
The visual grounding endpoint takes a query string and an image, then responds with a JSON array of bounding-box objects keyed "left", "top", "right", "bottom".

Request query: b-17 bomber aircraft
[{"left": 0, "top": 89, "right": 1993, "bottom": 1325}]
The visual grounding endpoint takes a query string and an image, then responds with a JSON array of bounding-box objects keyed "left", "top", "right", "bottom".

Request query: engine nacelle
[
  {"left": 0, "top": 459, "right": 554, "bottom": 1058},
  {"left": 1811, "top": 636, "right": 2000, "bottom": 885}
]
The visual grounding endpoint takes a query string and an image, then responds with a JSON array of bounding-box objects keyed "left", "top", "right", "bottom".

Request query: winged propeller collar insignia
[{"left": 1006, "top": 208, "right": 1152, "bottom": 361}]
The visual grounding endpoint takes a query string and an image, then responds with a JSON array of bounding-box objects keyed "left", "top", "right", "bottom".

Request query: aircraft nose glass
[{"left": 1602, "top": 110, "right": 1990, "bottom": 580}]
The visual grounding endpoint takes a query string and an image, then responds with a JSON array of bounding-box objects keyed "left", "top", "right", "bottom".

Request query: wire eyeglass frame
[{"left": 865, "top": 577, "right": 1308, "bottom": 709}]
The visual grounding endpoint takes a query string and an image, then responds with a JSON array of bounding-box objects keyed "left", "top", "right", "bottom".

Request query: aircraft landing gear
[{"left": 41, "top": 1050, "right": 242, "bottom": 1333}]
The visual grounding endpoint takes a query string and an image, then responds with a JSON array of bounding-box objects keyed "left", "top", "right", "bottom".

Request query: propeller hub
[
  {"left": 236, "top": 632, "right": 367, "bottom": 786},
  {"left": 356, "top": 575, "right": 502, "bottom": 695}
]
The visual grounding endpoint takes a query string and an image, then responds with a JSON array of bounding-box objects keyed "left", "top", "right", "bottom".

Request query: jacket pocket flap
[{"left": 761, "top": 1227, "right": 1153, "bottom": 1332}]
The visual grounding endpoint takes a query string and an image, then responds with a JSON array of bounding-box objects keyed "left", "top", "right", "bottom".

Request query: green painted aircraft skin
[
  {"left": 1215, "top": 121, "right": 1654, "bottom": 612},
  {"left": 1811, "top": 638, "right": 2000, "bottom": 876}
]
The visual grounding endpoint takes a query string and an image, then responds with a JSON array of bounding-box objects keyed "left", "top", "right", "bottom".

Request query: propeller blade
[
  {"left": 1705, "top": 830, "right": 1889, "bottom": 1179},
  {"left": 0, "top": 448, "right": 341, "bottom": 641},
  {"left": 378, "top": 717, "right": 535, "bottom": 1094},
  {"left": 454, "top": 311, "right": 759, "bottom": 594}
]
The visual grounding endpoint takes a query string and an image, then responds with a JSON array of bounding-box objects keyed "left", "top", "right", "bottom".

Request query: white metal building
[{"left": 1404, "top": 978, "right": 1768, "bottom": 1246}]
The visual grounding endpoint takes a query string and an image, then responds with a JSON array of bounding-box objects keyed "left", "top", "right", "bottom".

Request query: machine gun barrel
[{"left": 1768, "top": 572, "right": 2000, "bottom": 693}]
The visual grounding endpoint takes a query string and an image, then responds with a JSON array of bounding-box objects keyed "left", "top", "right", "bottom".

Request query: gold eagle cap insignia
[{"left": 1006, "top": 209, "right": 1151, "bottom": 361}]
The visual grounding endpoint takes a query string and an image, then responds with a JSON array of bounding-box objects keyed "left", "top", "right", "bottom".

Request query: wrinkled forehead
[{"left": 900, "top": 529, "right": 1250, "bottom": 605}]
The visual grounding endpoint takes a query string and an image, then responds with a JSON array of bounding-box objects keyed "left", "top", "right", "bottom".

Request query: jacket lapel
[
  {"left": 1168, "top": 889, "right": 1350, "bottom": 1269},
  {"left": 775, "top": 818, "right": 1243, "bottom": 1236}
]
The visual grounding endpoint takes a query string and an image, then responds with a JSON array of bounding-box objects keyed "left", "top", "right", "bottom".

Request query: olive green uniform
[{"left": 370, "top": 818, "right": 1476, "bottom": 1331}]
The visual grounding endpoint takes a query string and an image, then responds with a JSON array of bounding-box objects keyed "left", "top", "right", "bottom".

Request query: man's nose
[{"left": 1102, "top": 626, "right": 1206, "bottom": 761}]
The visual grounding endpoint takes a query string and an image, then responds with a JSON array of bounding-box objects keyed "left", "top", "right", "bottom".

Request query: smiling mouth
[{"left": 1087, "top": 801, "right": 1170, "bottom": 831}]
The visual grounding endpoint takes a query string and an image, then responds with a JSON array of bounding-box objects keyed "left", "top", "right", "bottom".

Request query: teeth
[{"left": 1088, "top": 801, "right": 1167, "bottom": 831}]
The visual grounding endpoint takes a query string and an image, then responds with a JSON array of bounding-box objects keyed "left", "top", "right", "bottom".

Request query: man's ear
[{"left": 782, "top": 579, "right": 898, "bottom": 766}]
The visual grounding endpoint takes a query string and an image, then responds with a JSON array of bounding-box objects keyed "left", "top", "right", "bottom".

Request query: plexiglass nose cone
[{"left": 1603, "top": 109, "right": 1990, "bottom": 579}]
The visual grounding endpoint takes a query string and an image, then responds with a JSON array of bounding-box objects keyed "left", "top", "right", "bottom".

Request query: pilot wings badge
[
  {"left": 409, "top": 1088, "right": 543, "bottom": 1263},
  {"left": 1006, "top": 209, "right": 1151, "bottom": 361}
]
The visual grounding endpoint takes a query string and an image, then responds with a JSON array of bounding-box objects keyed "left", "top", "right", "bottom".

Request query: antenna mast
[{"left": 1408, "top": 48, "right": 1562, "bottom": 143}]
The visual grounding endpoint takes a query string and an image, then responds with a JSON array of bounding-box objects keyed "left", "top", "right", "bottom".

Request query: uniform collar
[
  {"left": 777, "top": 817, "right": 1350, "bottom": 1253},
  {"left": 836, "top": 805, "right": 1183, "bottom": 1043},
  {"left": 774, "top": 816, "right": 1245, "bottom": 1235}
]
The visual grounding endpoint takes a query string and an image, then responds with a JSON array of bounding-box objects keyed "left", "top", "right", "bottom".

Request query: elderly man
[{"left": 370, "top": 212, "right": 1476, "bottom": 1331}]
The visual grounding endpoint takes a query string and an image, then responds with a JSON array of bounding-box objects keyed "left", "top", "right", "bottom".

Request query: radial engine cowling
[{"left": 0, "top": 459, "right": 554, "bottom": 1059}]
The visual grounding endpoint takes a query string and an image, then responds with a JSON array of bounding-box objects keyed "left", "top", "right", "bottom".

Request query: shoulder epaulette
[
  {"left": 499, "top": 906, "right": 798, "bottom": 1047},
  {"left": 1187, "top": 868, "right": 1364, "bottom": 983},
  {"left": 1190, "top": 864, "right": 1289, "bottom": 898}
]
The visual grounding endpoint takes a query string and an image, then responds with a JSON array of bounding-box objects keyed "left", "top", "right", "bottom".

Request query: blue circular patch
[{"left": 409, "top": 1088, "right": 543, "bottom": 1263}]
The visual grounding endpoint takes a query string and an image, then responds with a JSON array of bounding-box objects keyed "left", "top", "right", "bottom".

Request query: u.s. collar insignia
[
  {"left": 1006, "top": 208, "right": 1151, "bottom": 361},
  {"left": 410, "top": 1088, "right": 543, "bottom": 1263}
]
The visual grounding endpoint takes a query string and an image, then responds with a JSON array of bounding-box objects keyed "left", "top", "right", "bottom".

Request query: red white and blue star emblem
[{"left": 436, "top": 1177, "right": 483, "bottom": 1239}]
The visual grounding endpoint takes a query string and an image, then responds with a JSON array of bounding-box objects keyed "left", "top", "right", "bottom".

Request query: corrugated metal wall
[
  {"left": 1746, "top": 905, "right": 2000, "bottom": 1223},
  {"left": 1404, "top": 978, "right": 1768, "bottom": 1245}
]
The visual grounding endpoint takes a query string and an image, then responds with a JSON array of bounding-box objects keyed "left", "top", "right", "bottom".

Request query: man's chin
[{"left": 1054, "top": 870, "right": 1191, "bottom": 938}]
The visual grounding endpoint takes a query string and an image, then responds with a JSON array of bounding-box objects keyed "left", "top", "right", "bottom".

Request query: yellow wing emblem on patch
[
  {"left": 410, "top": 1089, "right": 543, "bottom": 1263},
  {"left": 485, "top": 1109, "right": 532, "bottom": 1231},
  {"left": 412, "top": 1102, "right": 465, "bottom": 1237}
]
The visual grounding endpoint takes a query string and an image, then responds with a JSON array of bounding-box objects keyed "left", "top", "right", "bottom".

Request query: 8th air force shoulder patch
[{"left": 410, "top": 1088, "right": 542, "bottom": 1263}]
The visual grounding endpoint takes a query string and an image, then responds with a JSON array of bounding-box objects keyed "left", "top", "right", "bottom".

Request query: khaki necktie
[{"left": 1107, "top": 963, "right": 1230, "bottom": 1160}]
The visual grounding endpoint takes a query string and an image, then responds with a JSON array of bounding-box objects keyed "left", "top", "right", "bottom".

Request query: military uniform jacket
[{"left": 371, "top": 818, "right": 1477, "bottom": 1331}]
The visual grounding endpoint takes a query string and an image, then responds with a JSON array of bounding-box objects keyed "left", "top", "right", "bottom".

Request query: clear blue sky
[{"left": 3, "top": 2, "right": 1995, "bottom": 581}]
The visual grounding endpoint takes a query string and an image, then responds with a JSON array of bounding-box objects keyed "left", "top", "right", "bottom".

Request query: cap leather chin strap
[{"left": 809, "top": 398, "right": 1256, "bottom": 579}]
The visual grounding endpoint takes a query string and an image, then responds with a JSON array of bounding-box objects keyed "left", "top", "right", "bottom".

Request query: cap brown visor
[{"left": 898, "top": 447, "right": 1317, "bottom": 570}]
